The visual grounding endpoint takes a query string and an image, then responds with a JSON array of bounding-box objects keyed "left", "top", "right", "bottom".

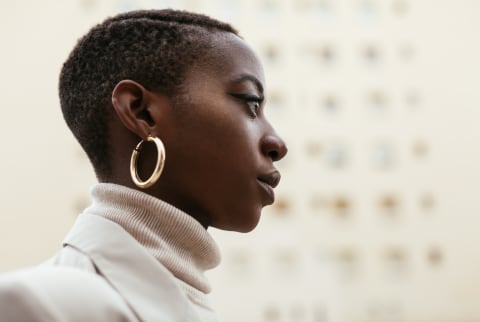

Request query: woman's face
[{"left": 154, "top": 32, "right": 287, "bottom": 232}]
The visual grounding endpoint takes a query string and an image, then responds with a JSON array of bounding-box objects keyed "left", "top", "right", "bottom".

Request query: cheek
[
  {"left": 176, "top": 101, "right": 258, "bottom": 163},
  {"left": 166, "top": 100, "right": 264, "bottom": 228}
]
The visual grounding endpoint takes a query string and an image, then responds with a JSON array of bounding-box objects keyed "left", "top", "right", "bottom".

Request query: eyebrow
[{"left": 230, "top": 74, "right": 264, "bottom": 94}]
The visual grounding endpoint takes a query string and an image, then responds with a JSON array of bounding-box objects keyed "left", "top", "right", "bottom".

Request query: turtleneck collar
[{"left": 84, "top": 183, "right": 221, "bottom": 294}]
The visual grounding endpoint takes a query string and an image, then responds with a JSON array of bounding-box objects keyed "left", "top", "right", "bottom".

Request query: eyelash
[{"left": 230, "top": 93, "right": 263, "bottom": 117}]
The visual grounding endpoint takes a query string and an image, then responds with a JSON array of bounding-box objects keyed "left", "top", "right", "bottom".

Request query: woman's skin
[{"left": 109, "top": 32, "right": 287, "bottom": 233}]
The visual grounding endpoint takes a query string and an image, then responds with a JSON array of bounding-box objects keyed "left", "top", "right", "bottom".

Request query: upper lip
[{"left": 257, "top": 170, "right": 281, "bottom": 188}]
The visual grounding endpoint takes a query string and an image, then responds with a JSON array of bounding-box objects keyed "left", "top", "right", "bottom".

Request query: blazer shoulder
[{"left": 0, "top": 266, "right": 137, "bottom": 322}]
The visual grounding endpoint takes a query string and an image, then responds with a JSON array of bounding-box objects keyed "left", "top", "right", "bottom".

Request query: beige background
[{"left": 1, "top": 0, "right": 480, "bottom": 321}]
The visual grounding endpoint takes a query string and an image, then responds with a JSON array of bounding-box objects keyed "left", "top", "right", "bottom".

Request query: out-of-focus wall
[{"left": 1, "top": 1, "right": 480, "bottom": 322}]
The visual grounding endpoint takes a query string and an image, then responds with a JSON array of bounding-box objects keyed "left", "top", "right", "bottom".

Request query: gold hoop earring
[{"left": 130, "top": 135, "right": 166, "bottom": 189}]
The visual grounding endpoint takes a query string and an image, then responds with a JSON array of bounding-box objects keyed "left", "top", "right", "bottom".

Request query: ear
[{"left": 111, "top": 80, "right": 154, "bottom": 139}]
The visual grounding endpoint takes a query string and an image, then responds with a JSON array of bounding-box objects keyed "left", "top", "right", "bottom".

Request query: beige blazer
[{"left": 0, "top": 214, "right": 205, "bottom": 322}]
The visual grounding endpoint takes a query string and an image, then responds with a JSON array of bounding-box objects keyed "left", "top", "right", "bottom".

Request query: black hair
[{"left": 59, "top": 9, "right": 238, "bottom": 179}]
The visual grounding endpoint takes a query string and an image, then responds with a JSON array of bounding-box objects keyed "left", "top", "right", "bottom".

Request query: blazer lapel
[{"left": 63, "top": 213, "right": 198, "bottom": 322}]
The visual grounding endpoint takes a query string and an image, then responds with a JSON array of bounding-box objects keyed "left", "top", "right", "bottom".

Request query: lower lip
[{"left": 257, "top": 180, "right": 275, "bottom": 205}]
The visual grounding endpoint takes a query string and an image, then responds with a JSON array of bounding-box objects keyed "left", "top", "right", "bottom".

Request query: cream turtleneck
[{"left": 84, "top": 183, "right": 221, "bottom": 299}]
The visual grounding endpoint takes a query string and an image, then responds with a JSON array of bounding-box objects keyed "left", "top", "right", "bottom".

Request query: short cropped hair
[{"left": 59, "top": 9, "right": 238, "bottom": 178}]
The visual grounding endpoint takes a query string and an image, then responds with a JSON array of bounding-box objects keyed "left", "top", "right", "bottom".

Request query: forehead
[{"left": 185, "top": 32, "right": 265, "bottom": 88}]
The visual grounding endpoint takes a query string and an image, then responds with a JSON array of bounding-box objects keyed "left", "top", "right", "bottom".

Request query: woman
[{"left": 0, "top": 9, "right": 287, "bottom": 322}]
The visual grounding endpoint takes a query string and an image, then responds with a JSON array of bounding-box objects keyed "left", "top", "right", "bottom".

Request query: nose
[{"left": 261, "top": 132, "right": 288, "bottom": 162}]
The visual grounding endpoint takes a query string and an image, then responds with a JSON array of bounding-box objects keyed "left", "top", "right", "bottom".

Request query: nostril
[{"left": 269, "top": 150, "right": 279, "bottom": 161}]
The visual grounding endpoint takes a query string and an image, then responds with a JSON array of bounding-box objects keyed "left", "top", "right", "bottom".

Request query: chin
[
  {"left": 214, "top": 209, "right": 262, "bottom": 233},
  {"left": 234, "top": 221, "right": 259, "bottom": 233}
]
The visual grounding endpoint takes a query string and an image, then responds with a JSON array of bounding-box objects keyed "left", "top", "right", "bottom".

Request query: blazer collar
[{"left": 63, "top": 213, "right": 198, "bottom": 322}]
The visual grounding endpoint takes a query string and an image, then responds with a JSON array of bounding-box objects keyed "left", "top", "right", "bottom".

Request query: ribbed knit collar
[{"left": 84, "top": 183, "right": 221, "bottom": 295}]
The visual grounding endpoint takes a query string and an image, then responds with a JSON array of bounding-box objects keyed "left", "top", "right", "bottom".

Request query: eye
[
  {"left": 230, "top": 93, "right": 263, "bottom": 117},
  {"left": 247, "top": 100, "right": 260, "bottom": 116}
]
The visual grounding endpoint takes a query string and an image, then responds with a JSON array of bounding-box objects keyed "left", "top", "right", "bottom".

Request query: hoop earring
[{"left": 130, "top": 135, "right": 166, "bottom": 189}]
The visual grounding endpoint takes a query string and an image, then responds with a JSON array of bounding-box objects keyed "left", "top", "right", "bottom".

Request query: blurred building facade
[{"left": 1, "top": 1, "right": 480, "bottom": 322}]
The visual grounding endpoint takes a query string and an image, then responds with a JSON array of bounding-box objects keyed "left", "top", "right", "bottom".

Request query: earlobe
[{"left": 111, "top": 80, "right": 152, "bottom": 139}]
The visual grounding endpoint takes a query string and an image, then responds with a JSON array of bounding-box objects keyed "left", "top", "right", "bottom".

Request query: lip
[
  {"left": 257, "top": 170, "right": 281, "bottom": 205},
  {"left": 257, "top": 171, "right": 281, "bottom": 188}
]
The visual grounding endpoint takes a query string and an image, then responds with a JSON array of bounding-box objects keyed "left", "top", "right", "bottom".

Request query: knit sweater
[{"left": 85, "top": 183, "right": 221, "bottom": 315}]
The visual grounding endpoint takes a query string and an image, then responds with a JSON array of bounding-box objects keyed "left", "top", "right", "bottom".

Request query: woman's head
[
  {"left": 59, "top": 9, "right": 287, "bottom": 232},
  {"left": 59, "top": 10, "right": 238, "bottom": 177}
]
